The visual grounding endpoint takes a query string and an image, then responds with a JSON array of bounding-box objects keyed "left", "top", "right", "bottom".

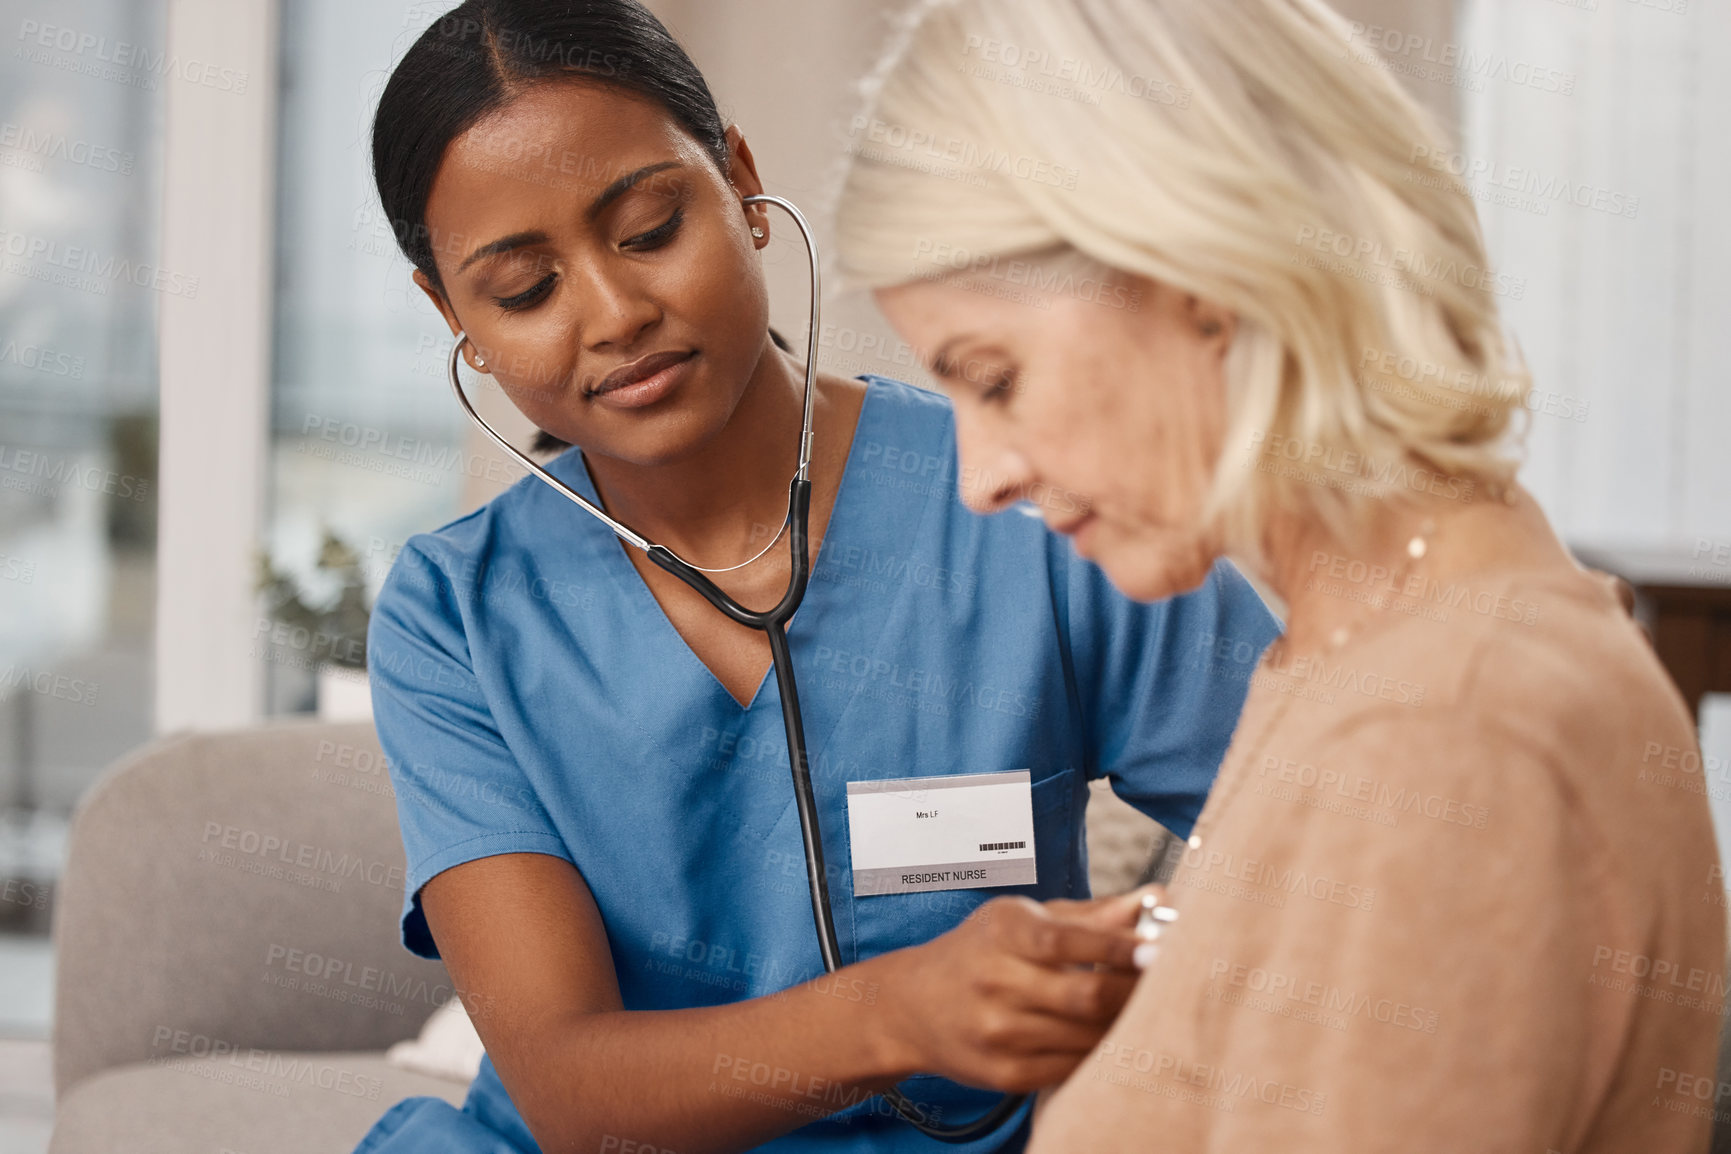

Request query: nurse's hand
[{"left": 867, "top": 885, "right": 1158, "bottom": 1094}]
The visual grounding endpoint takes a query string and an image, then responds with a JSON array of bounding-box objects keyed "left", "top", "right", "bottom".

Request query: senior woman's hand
[{"left": 863, "top": 885, "right": 1162, "bottom": 1094}]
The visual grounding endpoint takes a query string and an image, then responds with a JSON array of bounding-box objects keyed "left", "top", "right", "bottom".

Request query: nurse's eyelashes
[
  {"left": 495, "top": 273, "right": 556, "bottom": 312},
  {"left": 622, "top": 205, "right": 685, "bottom": 251}
]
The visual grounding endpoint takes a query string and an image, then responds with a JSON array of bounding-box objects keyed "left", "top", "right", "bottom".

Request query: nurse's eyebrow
[
  {"left": 456, "top": 161, "right": 686, "bottom": 274},
  {"left": 585, "top": 161, "right": 683, "bottom": 222},
  {"left": 458, "top": 230, "right": 548, "bottom": 274}
]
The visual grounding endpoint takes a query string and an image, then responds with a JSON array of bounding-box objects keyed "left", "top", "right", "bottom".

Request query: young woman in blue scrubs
[{"left": 354, "top": 3, "right": 1279, "bottom": 1152}]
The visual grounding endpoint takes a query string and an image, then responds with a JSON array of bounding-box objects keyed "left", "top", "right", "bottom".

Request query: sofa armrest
[{"left": 52, "top": 717, "right": 451, "bottom": 1098}]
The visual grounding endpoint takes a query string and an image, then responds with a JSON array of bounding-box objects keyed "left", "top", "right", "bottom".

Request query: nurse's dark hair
[{"left": 371, "top": 0, "right": 788, "bottom": 455}]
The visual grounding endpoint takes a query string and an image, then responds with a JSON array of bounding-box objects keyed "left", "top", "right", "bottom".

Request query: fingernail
[{"left": 1133, "top": 942, "right": 1159, "bottom": 970}]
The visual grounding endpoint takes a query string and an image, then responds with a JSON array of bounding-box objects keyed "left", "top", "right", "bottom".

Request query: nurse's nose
[{"left": 575, "top": 262, "right": 662, "bottom": 355}]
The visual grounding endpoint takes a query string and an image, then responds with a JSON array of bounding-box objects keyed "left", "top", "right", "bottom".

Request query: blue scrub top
[{"left": 354, "top": 375, "right": 1279, "bottom": 1154}]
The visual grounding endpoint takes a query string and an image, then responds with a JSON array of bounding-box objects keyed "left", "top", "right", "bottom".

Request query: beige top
[{"left": 1031, "top": 565, "right": 1726, "bottom": 1153}]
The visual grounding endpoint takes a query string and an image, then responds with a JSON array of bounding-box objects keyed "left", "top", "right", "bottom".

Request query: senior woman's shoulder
[
  {"left": 1323, "top": 561, "right": 1708, "bottom": 853},
  {"left": 1467, "top": 565, "right": 1709, "bottom": 836},
  {"left": 1455, "top": 563, "right": 1695, "bottom": 745},
  {"left": 1331, "top": 562, "right": 1686, "bottom": 723},
  {"left": 1279, "top": 560, "right": 1702, "bottom": 829}
]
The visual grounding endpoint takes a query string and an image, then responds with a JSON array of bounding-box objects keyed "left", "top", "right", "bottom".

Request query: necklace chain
[
  {"left": 1319, "top": 514, "right": 1437, "bottom": 652},
  {"left": 682, "top": 514, "right": 792, "bottom": 575},
  {"left": 582, "top": 450, "right": 799, "bottom": 575},
  {"left": 1192, "top": 511, "right": 1439, "bottom": 847}
]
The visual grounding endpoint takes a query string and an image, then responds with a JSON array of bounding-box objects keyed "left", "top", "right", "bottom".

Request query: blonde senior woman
[{"left": 833, "top": 0, "right": 1726, "bottom": 1149}]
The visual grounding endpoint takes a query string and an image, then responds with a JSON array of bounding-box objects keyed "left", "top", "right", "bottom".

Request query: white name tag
[{"left": 847, "top": 770, "right": 1037, "bottom": 896}]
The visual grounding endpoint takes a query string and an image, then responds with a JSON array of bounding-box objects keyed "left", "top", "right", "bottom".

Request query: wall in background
[
  {"left": 1459, "top": 0, "right": 1729, "bottom": 550},
  {"left": 453, "top": 0, "right": 1461, "bottom": 505}
]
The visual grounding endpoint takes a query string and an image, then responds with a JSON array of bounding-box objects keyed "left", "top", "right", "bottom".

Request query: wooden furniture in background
[{"left": 1573, "top": 544, "right": 1731, "bottom": 723}]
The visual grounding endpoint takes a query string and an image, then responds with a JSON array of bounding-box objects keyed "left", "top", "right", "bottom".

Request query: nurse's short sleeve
[
  {"left": 1062, "top": 551, "right": 1280, "bottom": 838},
  {"left": 367, "top": 539, "right": 570, "bottom": 960}
]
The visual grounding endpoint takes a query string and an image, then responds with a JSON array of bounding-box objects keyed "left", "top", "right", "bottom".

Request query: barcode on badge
[{"left": 978, "top": 841, "right": 1027, "bottom": 852}]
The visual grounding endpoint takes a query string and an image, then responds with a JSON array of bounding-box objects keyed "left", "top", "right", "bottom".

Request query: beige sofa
[
  {"left": 48, "top": 719, "right": 467, "bottom": 1153},
  {"left": 46, "top": 718, "right": 1731, "bottom": 1152}
]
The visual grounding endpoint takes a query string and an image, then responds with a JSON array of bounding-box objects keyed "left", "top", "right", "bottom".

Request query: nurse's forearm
[
  {"left": 521, "top": 951, "right": 911, "bottom": 1153},
  {"left": 514, "top": 891, "right": 1147, "bottom": 1153},
  {"left": 425, "top": 853, "right": 1146, "bottom": 1152}
]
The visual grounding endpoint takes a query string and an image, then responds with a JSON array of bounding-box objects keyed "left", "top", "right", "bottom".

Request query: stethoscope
[{"left": 445, "top": 194, "right": 1023, "bottom": 1142}]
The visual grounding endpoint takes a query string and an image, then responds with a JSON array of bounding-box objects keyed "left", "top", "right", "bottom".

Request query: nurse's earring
[{"left": 751, "top": 226, "right": 765, "bottom": 238}]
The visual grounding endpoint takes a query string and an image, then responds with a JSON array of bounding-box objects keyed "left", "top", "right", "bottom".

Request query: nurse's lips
[{"left": 587, "top": 349, "right": 696, "bottom": 408}]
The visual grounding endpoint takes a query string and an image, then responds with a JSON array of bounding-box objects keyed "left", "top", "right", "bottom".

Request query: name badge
[{"left": 847, "top": 770, "right": 1037, "bottom": 896}]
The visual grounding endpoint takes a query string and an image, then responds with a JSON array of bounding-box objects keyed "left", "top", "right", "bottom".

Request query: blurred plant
[{"left": 254, "top": 529, "right": 371, "bottom": 669}]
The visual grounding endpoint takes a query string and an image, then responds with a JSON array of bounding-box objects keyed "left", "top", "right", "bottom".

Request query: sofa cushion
[
  {"left": 53, "top": 721, "right": 452, "bottom": 1097},
  {"left": 49, "top": 1051, "right": 466, "bottom": 1154}
]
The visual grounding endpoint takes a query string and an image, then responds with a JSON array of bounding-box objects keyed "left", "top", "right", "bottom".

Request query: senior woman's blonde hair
[{"left": 833, "top": 0, "right": 1531, "bottom": 558}]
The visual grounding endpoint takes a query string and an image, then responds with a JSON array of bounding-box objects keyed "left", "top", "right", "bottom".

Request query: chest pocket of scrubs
[{"left": 846, "top": 764, "right": 1079, "bottom": 965}]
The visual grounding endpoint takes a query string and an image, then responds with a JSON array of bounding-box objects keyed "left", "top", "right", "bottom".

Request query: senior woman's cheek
[
  {"left": 1071, "top": 370, "right": 1227, "bottom": 600},
  {"left": 1123, "top": 376, "right": 1227, "bottom": 552}
]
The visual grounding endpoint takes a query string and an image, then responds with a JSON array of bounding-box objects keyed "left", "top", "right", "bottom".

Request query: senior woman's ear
[{"left": 1184, "top": 292, "right": 1237, "bottom": 349}]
